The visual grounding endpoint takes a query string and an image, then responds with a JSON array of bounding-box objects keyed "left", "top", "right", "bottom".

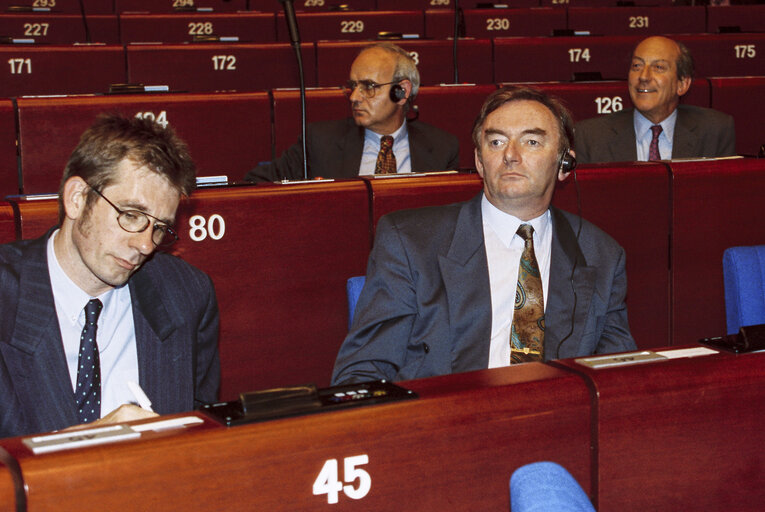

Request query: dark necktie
[
  {"left": 510, "top": 224, "right": 545, "bottom": 364},
  {"left": 374, "top": 135, "right": 397, "bottom": 174},
  {"left": 648, "top": 125, "right": 663, "bottom": 161},
  {"left": 76, "top": 298, "right": 103, "bottom": 423}
]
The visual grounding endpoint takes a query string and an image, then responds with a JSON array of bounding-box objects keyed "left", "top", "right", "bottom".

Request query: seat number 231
[{"left": 313, "top": 455, "right": 371, "bottom": 504}]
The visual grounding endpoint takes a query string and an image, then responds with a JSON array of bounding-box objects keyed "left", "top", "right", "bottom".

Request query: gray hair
[{"left": 360, "top": 42, "right": 421, "bottom": 99}]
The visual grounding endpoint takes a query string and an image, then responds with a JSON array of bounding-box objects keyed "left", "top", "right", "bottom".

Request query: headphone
[
  {"left": 559, "top": 149, "right": 577, "bottom": 174},
  {"left": 389, "top": 82, "right": 407, "bottom": 102}
]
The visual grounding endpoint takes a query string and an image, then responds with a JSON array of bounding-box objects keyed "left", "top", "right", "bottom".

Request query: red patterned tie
[
  {"left": 374, "top": 135, "right": 397, "bottom": 174},
  {"left": 648, "top": 125, "right": 663, "bottom": 161},
  {"left": 510, "top": 224, "right": 545, "bottom": 364}
]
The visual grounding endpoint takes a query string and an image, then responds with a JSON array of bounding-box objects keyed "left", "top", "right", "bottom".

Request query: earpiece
[
  {"left": 559, "top": 150, "right": 577, "bottom": 174},
  {"left": 389, "top": 83, "right": 407, "bottom": 102}
]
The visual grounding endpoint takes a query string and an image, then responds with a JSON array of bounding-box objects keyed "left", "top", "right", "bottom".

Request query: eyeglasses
[
  {"left": 89, "top": 186, "right": 179, "bottom": 248},
  {"left": 343, "top": 79, "right": 400, "bottom": 98}
]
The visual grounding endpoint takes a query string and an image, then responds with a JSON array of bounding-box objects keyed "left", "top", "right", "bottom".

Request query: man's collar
[{"left": 364, "top": 119, "right": 408, "bottom": 144}]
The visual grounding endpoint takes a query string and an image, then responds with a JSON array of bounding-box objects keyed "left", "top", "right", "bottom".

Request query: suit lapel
[
  {"left": 338, "top": 122, "right": 364, "bottom": 178},
  {"left": 129, "top": 266, "right": 176, "bottom": 413},
  {"left": 671, "top": 106, "right": 697, "bottom": 158},
  {"left": 437, "top": 194, "right": 493, "bottom": 373},
  {"left": 608, "top": 110, "right": 638, "bottom": 161},
  {"left": 5, "top": 233, "right": 80, "bottom": 431},
  {"left": 408, "top": 121, "right": 434, "bottom": 171},
  {"left": 544, "top": 208, "right": 596, "bottom": 359}
]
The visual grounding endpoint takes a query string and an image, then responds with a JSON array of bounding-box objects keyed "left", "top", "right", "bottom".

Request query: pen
[{"left": 127, "top": 381, "right": 155, "bottom": 412}]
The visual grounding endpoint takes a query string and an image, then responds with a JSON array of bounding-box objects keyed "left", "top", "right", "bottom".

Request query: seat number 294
[{"left": 313, "top": 455, "right": 371, "bottom": 504}]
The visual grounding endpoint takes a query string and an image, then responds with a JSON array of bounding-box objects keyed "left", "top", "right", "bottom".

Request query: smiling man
[
  {"left": 575, "top": 36, "right": 736, "bottom": 163},
  {"left": 332, "top": 86, "right": 635, "bottom": 385},
  {"left": 0, "top": 114, "right": 220, "bottom": 438},
  {"left": 244, "top": 42, "right": 459, "bottom": 182}
]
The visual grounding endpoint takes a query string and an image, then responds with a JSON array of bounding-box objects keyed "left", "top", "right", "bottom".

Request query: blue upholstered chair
[
  {"left": 346, "top": 276, "right": 366, "bottom": 329},
  {"left": 510, "top": 462, "right": 595, "bottom": 512},
  {"left": 722, "top": 245, "right": 765, "bottom": 335}
]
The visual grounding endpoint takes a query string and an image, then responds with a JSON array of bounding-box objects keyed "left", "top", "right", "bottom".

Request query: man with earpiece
[
  {"left": 244, "top": 42, "right": 459, "bottom": 182},
  {"left": 332, "top": 86, "right": 636, "bottom": 385}
]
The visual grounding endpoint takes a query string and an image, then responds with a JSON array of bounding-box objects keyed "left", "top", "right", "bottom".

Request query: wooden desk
[
  {"left": 0, "top": 451, "right": 19, "bottom": 512},
  {"left": 555, "top": 346, "right": 765, "bottom": 510},
  {"left": 0, "top": 202, "right": 16, "bottom": 245},
  {"left": 0, "top": 364, "right": 590, "bottom": 511}
]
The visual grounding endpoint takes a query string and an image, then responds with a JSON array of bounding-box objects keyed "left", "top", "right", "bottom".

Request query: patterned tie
[
  {"left": 510, "top": 224, "right": 545, "bottom": 364},
  {"left": 374, "top": 135, "right": 397, "bottom": 174},
  {"left": 76, "top": 298, "right": 103, "bottom": 423},
  {"left": 648, "top": 125, "right": 663, "bottom": 161}
]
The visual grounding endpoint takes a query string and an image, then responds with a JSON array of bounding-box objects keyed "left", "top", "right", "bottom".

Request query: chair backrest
[
  {"left": 723, "top": 245, "right": 765, "bottom": 335},
  {"left": 510, "top": 461, "right": 595, "bottom": 512},
  {"left": 347, "top": 276, "right": 366, "bottom": 329}
]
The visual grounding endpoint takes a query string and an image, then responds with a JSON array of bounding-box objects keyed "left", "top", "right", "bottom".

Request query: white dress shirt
[
  {"left": 481, "top": 196, "right": 552, "bottom": 368},
  {"left": 634, "top": 108, "right": 678, "bottom": 161},
  {"left": 359, "top": 120, "right": 412, "bottom": 175},
  {"left": 47, "top": 230, "right": 140, "bottom": 417}
]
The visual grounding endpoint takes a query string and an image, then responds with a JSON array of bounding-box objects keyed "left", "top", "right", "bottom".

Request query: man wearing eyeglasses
[
  {"left": 575, "top": 36, "right": 735, "bottom": 163},
  {"left": 244, "top": 42, "right": 459, "bottom": 182},
  {"left": 0, "top": 114, "right": 220, "bottom": 438}
]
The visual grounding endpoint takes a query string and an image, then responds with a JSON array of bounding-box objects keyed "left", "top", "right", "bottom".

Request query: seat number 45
[{"left": 313, "top": 455, "right": 371, "bottom": 504}]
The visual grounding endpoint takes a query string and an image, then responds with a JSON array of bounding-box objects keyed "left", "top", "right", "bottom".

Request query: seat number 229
[{"left": 313, "top": 455, "right": 371, "bottom": 504}]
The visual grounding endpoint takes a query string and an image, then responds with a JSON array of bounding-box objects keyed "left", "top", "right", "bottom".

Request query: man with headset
[
  {"left": 244, "top": 42, "right": 459, "bottom": 182},
  {"left": 332, "top": 86, "right": 635, "bottom": 385}
]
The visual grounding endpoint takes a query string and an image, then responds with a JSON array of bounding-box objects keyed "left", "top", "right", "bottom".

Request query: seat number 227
[{"left": 313, "top": 455, "right": 371, "bottom": 504}]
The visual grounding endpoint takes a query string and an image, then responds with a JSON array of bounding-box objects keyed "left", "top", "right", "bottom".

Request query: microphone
[
  {"left": 279, "top": 0, "right": 301, "bottom": 46},
  {"left": 278, "top": 0, "right": 308, "bottom": 180},
  {"left": 452, "top": 0, "right": 461, "bottom": 83}
]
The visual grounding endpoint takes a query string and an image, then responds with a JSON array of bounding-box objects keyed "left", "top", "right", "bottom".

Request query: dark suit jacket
[
  {"left": 574, "top": 105, "right": 736, "bottom": 164},
  {"left": 245, "top": 118, "right": 460, "bottom": 182},
  {"left": 0, "top": 231, "right": 220, "bottom": 439},
  {"left": 332, "top": 194, "right": 636, "bottom": 385}
]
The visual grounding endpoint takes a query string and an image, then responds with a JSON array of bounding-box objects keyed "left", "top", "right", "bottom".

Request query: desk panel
[
  {"left": 17, "top": 92, "right": 271, "bottom": 194},
  {"left": 676, "top": 33, "right": 765, "bottom": 78},
  {"left": 168, "top": 183, "right": 370, "bottom": 397},
  {"left": 551, "top": 164, "right": 671, "bottom": 349},
  {"left": 368, "top": 173, "right": 483, "bottom": 231},
  {"left": 0, "top": 45, "right": 125, "bottom": 97},
  {"left": 707, "top": 4, "right": 765, "bottom": 34},
  {"left": 316, "top": 39, "right": 493, "bottom": 87},
  {"left": 568, "top": 6, "right": 705, "bottom": 36},
  {"left": 670, "top": 158, "right": 765, "bottom": 344},
  {"left": 278, "top": 11, "right": 425, "bottom": 42},
  {"left": 126, "top": 43, "right": 317, "bottom": 92},
  {"left": 556, "top": 347, "right": 765, "bottom": 510},
  {"left": 115, "top": 0, "right": 247, "bottom": 12},
  {"left": 425, "top": 8, "right": 566, "bottom": 39},
  {"left": 709, "top": 76, "right": 765, "bottom": 157},
  {"left": 0, "top": 0, "right": 113, "bottom": 13},
  {"left": 494, "top": 36, "right": 640, "bottom": 82},
  {"left": 120, "top": 13, "right": 276, "bottom": 44},
  {"left": 510, "top": 80, "right": 710, "bottom": 125},
  {"left": 1, "top": 365, "right": 591, "bottom": 511},
  {"left": 250, "top": 0, "right": 375, "bottom": 11}
]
